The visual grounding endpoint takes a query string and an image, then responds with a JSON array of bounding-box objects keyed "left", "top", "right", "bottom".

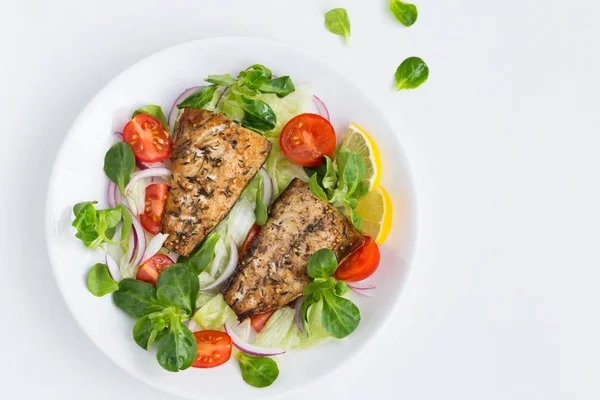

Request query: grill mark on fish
[
  {"left": 161, "top": 108, "right": 272, "bottom": 256},
  {"left": 221, "top": 178, "right": 364, "bottom": 319}
]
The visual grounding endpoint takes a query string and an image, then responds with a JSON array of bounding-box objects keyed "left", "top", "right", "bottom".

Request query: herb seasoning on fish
[
  {"left": 162, "top": 108, "right": 272, "bottom": 256},
  {"left": 221, "top": 178, "right": 364, "bottom": 320}
]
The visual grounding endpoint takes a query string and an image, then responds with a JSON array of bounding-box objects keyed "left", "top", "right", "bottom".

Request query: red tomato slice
[
  {"left": 139, "top": 184, "right": 169, "bottom": 235},
  {"left": 250, "top": 310, "right": 275, "bottom": 333},
  {"left": 279, "top": 113, "right": 336, "bottom": 167},
  {"left": 334, "top": 237, "right": 380, "bottom": 282},
  {"left": 191, "top": 330, "right": 232, "bottom": 368},
  {"left": 123, "top": 114, "right": 172, "bottom": 163},
  {"left": 136, "top": 254, "right": 174, "bottom": 286},
  {"left": 241, "top": 224, "right": 261, "bottom": 256}
]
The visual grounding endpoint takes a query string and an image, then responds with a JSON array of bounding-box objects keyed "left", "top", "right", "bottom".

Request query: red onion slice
[
  {"left": 124, "top": 207, "right": 146, "bottom": 267},
  {"left": 224, "top": 321, "right": 285, "bottom": 357},
  {"left": 114, "top": 131, "right": 123, "bottom": 141},
  {"left": 201, "top": 236, "right": 238, "bottom": 291},
  {"left": 258, "top": 168, "right": 274, "bottom": 206},
  {"left": 346, "top": 282, "right": 376, "bottom": 290},
  {"left": 135, "top": 160, "right": 148, "bottom": 170},
  {"left": 141, "top": 233, "right": 169, "bottom": 264},
  {"left": 124, "top": 168, "right": 172, "bottom": 196},
  {"left": 168, "top": 86, "right": 204, "bottom": 134},
  {"left": 126, "top": 227, "right": 137, "bottom": 264},
  {"left": 107, "top": 181, "right": 117, "bottom": 208},
  {"left": 313, "top": 95, "right": 330, "bottom": 121},
  {"left": 349, "top": 288, "right": 375, "bottom": 298},
  {"left": 105, "top": 252, "right": 122, "bottom": 281},
  {"left": 107, "top": 180, "right": 124, "bottom": 209},
  {"left": 293, "top": 296, "right": 306, "bottom": 335},
  {"left": 347, "top": 282, "right": 376, "bottom": 298},
  {"left": 136, "top": 160, "right": 166, "bottom": 171}
]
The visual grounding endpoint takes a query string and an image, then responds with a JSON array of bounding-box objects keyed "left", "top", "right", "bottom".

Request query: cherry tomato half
[
  {"left": 241, "top": 224, "right": 261, "bottom": 256},
  {"left": 139, "top": 184, "right": 169, "bottom": 235},
  {"left": 191, "top": 330, "right": 232, "bottom": 368},
  {"left": 136, "top": 254, "right": 174, "bottom": 286},
  {"left": 250, "top": 310, "right": 275, "bottom": 333},
  {"left": 334, "top": 237, "right": 381, "bottom": 282},
  {"left": 123, "top": 114, "right": 172, "bottom": 163},
  {"left": 279, "top": 113, "right": 336, "bottom": 167}
]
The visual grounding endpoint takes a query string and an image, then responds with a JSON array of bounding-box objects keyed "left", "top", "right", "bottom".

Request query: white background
[{"left": 1, "top": 0, "right": 599, "bottom": 399}]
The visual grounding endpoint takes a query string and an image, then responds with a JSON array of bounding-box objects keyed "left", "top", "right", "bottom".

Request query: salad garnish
[
  {"left": 72, "top": 63, "right": 391, "bottom": 387},
  {"left": 104, "top": 142, "right": 135, "bottom": 195},
  {"left": 115, "top": 264, "right": 199, "bottom": 371},
  {"left": 335, "top": 237, "right": 381, "bottom": 282},
  {"left": 307, "top": 149, "right": 370, "bottom": 229},
  {"left": 302, "top": 249, "right": 361, "bottom": 339},
  {"left": 87, "top": 263, "right": 119, "bottom": 297},
  {"left": 177, "top": 64, "right": 295, "bottom": 133},
  {"left": 178, "top": 232, "right": 221, "bottom": 275},
  {"left": 237, "top": 353, "right": 280, "bottom": 388},
  {"left": 192, "top": 330, "right": 232, "bottom": 368},
  {"left": 72, "top": 202, "right": 130, "bottom": 250}
]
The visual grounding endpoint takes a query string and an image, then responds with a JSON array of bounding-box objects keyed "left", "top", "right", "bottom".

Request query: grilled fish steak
[
  {"left": 221, "top": 178, "right": 365, "bottom": 320},
  {"left": 162, "top": 108, "right": 272, "bottom": 256}
]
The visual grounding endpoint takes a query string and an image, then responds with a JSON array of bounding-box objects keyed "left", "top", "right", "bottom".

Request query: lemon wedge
[
  {"left": 355, "top": 186, "right": 393, "bottom": 244},
  {"left": 340, "top": 123, "right": 382, "bottom": 191}
]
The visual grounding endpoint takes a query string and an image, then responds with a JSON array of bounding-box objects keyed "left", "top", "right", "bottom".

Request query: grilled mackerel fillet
[
  {"left": 162, "top": 108, "right": 272, "bottom": 256},
  {"left": 221, "top": 178, "right": 364, "bottom": 319}
]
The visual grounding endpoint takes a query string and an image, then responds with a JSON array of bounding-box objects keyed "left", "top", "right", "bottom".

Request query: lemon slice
[
  {"left": 355, "top": 186, "right": 393, "bottom": 244},
  {"left": 341, "top": 123, "right": 382, "bottom": 191}
]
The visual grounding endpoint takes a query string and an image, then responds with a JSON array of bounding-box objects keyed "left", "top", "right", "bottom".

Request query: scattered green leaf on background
[
  {"left": 389, "top": 0, "right": 419, "bottom": 27},
  {"left": 325, "top": 8, "right": 351, "bottom": 44},
  {"left": 395, "top": 57, "right": 429, "bottom": 90}
]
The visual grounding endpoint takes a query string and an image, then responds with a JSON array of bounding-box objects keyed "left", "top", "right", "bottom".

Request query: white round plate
[{"left": 45, "top": 37, "right": 418, "bottom": 400}]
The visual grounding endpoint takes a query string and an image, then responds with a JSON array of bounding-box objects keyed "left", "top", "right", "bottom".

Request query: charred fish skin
[
  {"left": 162, "top": 108, "right": 272, "bottom": 256},
  {"left": 221, "top": 178, "right": 364, "bottom": 320}
]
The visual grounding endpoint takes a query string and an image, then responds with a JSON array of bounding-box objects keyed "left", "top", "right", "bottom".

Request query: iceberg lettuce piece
[
  {"left": 193, "top": 293, "right": 236, "bottom": 331},
  {"left": 195, "top": 272, "right": 220, "bottom": 308},
  {"left": 252, "top": 301, "right": 331, "bottom": 350},
  {"left": 265, "top": 141, "right": 309, "bottom": 198},
  {"left": 223, "top": 198, "right": 255, "bottom": 247},
  {"left": 257, "top": 84, "right": 311, "bottom": 137},
  {"left": 253, "top": 307, "right": 295, "bottom": 348},
  {"left": 208, "top": 239, "right": 228, "bottom": 278}
]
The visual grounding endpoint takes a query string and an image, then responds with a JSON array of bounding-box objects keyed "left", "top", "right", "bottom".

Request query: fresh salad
[{"left": 74, "top": 64, "right": 392, "bottom": 388}]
